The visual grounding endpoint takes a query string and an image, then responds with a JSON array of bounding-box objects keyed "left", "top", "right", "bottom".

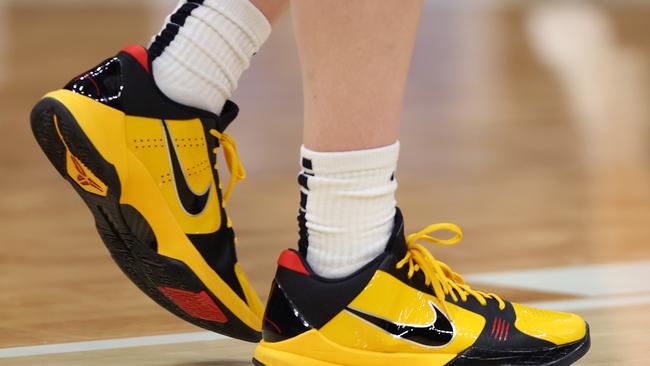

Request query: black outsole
[
  {"left": 552, "top": 331, "right": 591, "bottom": 366},
  {"left": 447, "top": 325, "right": 591, "bottom": 366},
  {"left": 30, "top": 97, "right": 260, "bottom": 342},
  {"left": 251, "top": 328, "right": 590, "bottom": 366}
]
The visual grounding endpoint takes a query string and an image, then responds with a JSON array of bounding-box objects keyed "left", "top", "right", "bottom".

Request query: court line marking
[
  {"left": 527, "top": 293, "right": 650, "bottom": 312},
  {"left": 465, "top": 260, "right": 650, "bottom": 296},
  {"left": 2, "top": 293, "right": 650, "bottom": 359},
  {"left": 0, "top": 332, "right": 227, "bottom": 358}
]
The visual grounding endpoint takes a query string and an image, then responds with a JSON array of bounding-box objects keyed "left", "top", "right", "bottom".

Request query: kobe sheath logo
[
  {"left": 346, "top": 300, "right": 455, "bottom": 347},
  {"left": 162, "top": 119, "right": 211, "bottom": 215}
]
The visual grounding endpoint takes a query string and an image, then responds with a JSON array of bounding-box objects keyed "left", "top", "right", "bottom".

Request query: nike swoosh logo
[
  {"left": 162, "top": 119, "right": 211, "bottom": 216},
  {"left": 346, "top": 300, "right": 455, "bottom": 348}
]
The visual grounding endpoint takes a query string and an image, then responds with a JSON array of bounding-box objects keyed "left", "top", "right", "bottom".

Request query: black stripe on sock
[
  {"left": 297, "top": 166, "right": 311, "bottom": 256},
  {"left": 297, "top": 157, "right": 313, "bottom": 256},
  {"left": 298, "top": 173, "right": 309, "bottom": 190},
  {"left": 300, "top": 191, "right": 308, "bottom": 210},
  {"left": 149, "top": 1, "right": 205, "bottom": 60},
  {"left": 301, "top": 157, "right": 313, "bottom": 170},
  {"left": 298, "top": 210, "right": 309, "bottom": 257},
  {"left": 169, "top": 2, "right": 200, "bottom": 25}
]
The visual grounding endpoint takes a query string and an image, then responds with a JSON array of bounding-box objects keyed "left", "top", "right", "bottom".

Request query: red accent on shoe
[
  {"left": 70, "top": 155, "right": 104, "bottom": 193},
  {"left": 121, "top": 45, "right": 150, "bottom": 74},
  {"left": 159, "top": 287, "right": 228, "bottom": 323},
  {"left": 493, "top": 318, "right": 510, "bottom": 341},
  {"left": 498, "top": 319, "right": 505, "bottom": 341},
  {"left": 493, "top": 318, "right": 504, "bottom": 340},
  {"left": 278, "top": 250, "right": 310, "bottom": 275},
  {"left": 264, "top": 316, "right": 283, "bottom": 334}
]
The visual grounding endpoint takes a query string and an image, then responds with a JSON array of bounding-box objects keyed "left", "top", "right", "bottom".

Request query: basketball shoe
[
  {"left": 254, "top": 208, "right": 591, "bottom": 365},
  {"left": 30, "top": 45, "right": 263, "bottom": 341}
]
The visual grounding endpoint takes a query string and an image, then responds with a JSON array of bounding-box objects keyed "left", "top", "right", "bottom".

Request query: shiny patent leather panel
[
  {"left": 64, "top": 57, "right": 123, "bottom": 110},
  {"left": 262, "top": 280, "right": 311, "bottom": 342}
]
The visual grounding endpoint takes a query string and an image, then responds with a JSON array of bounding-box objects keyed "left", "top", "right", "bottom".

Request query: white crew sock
[
  {"left": 149, "top": 0, "right": 271, "bottom": 115},
  {"left": 298, "top": 142, "right": 400, "bottom": 279}
]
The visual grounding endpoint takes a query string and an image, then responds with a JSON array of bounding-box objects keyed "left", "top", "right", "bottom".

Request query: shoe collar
[{"left": 278, "top": 207, "right": 406, "bottom": 280}]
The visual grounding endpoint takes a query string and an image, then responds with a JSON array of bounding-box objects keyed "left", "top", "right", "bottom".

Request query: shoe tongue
[
  {"left": 217, "top": 100, "right": 239, "bottom": 132},
  {"left": 385, "top": 207, "right": 408, "bottom": 259}
]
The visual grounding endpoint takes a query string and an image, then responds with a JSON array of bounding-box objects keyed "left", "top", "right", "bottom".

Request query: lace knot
[{"left": 398, "top": 223, "right": 506, "bottom": 310}]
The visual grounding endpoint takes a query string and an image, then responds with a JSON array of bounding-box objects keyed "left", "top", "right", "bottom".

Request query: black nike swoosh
[
  {"left": 346, "top": 300, "right": 454, "bottom": 347},
  {"left": 162, "top": 119, "right": 211, "bottom": 215}
]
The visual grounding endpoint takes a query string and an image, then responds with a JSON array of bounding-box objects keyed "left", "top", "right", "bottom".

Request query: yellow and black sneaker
[
  {"left": 30, "top": 45, "right": 263, "bottom": 341},
  {"left": 254, "top": 208, "right": 591, "bottom": 365}
]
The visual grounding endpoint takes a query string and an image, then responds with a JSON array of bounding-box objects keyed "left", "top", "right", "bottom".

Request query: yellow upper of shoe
[
  {"left": 125, "top": 116, "right": 222, "bottom": 233},
  {"left": 295, "top": 222, "right": 587, "bottom": 357},
  {"left": 320, "top": 271, "right": 486, "bottom": 355},
  {"left": 124, "top": 116, "right": 246, "bottom": 233},
  {"left": 512, "top": 303, "right": 587, "bottom": 345}
]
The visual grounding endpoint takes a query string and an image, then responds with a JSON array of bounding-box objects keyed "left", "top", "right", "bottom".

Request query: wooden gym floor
[{"left": 1, "top": 1, "right": 649, "bottom": 365}]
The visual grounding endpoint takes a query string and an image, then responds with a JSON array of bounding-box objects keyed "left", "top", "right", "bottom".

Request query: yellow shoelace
[
  {"left": 397, "top": 223, "right": 506, "bottom": 310},
  {"left": 209, "top": 129, "right": 246, "bottom": 204}
]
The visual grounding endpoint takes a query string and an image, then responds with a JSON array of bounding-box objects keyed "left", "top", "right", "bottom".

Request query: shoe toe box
[{"left": 512, "top": 303, "right": 587, "bottom": 345}]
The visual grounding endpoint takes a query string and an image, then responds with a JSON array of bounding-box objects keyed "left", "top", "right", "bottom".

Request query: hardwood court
[{"left": 1, "top": 1, "right": 649, "bottom": 365}]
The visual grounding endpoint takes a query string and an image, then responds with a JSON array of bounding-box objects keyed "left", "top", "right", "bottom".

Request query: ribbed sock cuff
[
  {"left": 301, "top": 141, "right": 400, "bottom": 174},
  {"left": 204, "top": 0, "right": 271, "bottom": 49}
]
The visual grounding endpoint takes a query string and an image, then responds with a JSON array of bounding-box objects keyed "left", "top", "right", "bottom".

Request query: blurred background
[{"left": 1, "top": 0, "right": 649, "bottom": 365}]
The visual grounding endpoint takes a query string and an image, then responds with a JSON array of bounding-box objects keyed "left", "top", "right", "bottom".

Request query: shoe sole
[
  {"left": 30, "top": 96, "right": 260, "bottom": 342},
  {"left": 447, "top": 326, "right": 591, "bottom": 366},
  {"left": 252, "top": 327, "right": 590, "bottom": 366}
]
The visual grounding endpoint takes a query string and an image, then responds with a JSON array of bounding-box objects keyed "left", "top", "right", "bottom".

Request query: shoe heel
[
  {"left": 262, "top": 280, "right": 311, "bottom": 343},
  {"left": 30, "top": 93, "right": 122, "bottom": 198},
  {"left": 30, "top": 98, "right": 69, "bottom": 178}
]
